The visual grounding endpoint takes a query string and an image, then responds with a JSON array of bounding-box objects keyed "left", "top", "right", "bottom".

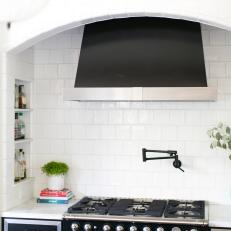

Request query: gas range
[{"left": 63, "top": 197, "right": 209, "bottom": 231}]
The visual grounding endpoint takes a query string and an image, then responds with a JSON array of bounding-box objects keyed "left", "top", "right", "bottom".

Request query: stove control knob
[
  {"left": 143, "top": 226, "right": 151, "bottom": 231},
  {"left": 103, "top": 225, "right": 111, "bottom": 231},
  {"left": 116, "top": 225, "right": 125, "bottom": 231},
  {"left": 172, "top": 227, "right": 181, "bottom": 231},
  {"left": 130, "top": 226, "right": 138, "bottom": 231},
  {"left": 71, "top": 223, "right": 79, "bottom": 231},
  {"left": 191, "top": 229, "right": 198, "bottom": 231},
  {"left": 157, "top": 227, "right": 164, "bottom": 231},
  {"left": 84, "top": 224, "right": 92, "bottom": 231}
]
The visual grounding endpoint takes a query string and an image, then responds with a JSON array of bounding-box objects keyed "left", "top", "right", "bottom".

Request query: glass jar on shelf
[{"left": 18, "top": 85, "right": 27, "bottom": 109}]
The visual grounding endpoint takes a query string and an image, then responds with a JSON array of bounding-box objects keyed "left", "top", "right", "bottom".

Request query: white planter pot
[{"left": 48, "top": 175, "right": 64, "bottom": 190}]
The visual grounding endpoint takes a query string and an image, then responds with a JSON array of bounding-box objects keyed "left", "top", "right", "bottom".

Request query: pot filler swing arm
[{"left": 142, "top": 148, "right": 184, "bottom": 172}]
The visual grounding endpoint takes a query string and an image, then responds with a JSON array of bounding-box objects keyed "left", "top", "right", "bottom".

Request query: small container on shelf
[
  {"left": 14, "top": 112, "right": 25, "bottom": 140},
  {"left": 14, "top": 148, "right": 27, "bottom": 183},
  {"left": 15, "top": 84, "right": 27, "bottom": 109},
  {"left": 18, "top": 85, "right": 27, "bottom": 109},
  {"left": 15, "top": 84, "right": 19, "bottom": 109}
]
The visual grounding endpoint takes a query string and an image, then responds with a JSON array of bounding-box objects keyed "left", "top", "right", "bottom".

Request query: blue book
[{"left": 37, "top": 198, "right": 71, "bottom": 204}]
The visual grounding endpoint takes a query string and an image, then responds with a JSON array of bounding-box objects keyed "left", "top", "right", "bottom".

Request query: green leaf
[
  {"left": 217, "top": 141, "right": 221, "bottom": 147},
  {"left": 228, "top": 141, "right": 231, "bottom": 150},
  {"left": 222, "top": 143, "right": 227, "bottom": 149},
  {"left": 207, "top": 130, "right": 213, "bottom": 137},
  {"left": 229, "top": 154, "right": 231, "bottom": 160},
  {"left": 226, "top": 127, "right": 231, "bottom": 134},
  {"left": 218, "top": 122, "right": 223, "bottom": 128},
  {"left": 216, "top": 132, "right": 222, "bottom": 140}
]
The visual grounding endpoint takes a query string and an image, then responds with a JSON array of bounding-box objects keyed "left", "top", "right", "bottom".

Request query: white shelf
[
  {"left": 15, "top": 108, "right": 32, "bottom": 112},
  {"left": 15, "top": 138, "right": 32, "bottom": 145}
]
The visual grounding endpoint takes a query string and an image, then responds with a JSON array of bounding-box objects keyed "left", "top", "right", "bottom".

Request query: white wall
[
  {"left": 7, "top": 0, "right": 231, "bottom": 52},
  {"left": 32, "top": 24, "right": 231, "bottom": 205}
]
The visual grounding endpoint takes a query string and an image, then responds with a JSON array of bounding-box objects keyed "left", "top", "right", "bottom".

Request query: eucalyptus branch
[{"left": 207, "top": 122, "right": 231, "bottom": 159}]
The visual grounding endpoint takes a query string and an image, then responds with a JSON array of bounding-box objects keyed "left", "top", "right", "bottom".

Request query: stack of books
[{"left": 37, "top": 188, "right": 74, "bottom": 204}]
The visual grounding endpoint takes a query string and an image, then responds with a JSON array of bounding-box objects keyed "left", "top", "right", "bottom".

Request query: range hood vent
[{"left": 64, "top": 17, "right": 217, "bottom": 101}]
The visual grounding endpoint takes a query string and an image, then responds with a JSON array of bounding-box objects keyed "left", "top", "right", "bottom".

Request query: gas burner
[
  {"left": 106, "top": 198, "right": 166, "bottom": 217},
  {"left": 164, "top": 200, "right": 205, "bottom": 219},
  {"left": 108, "top": 199, "right": 153, "bottom": 216},
  {"left": 68, "top": 197, "right": 117, "bottom": 215}
]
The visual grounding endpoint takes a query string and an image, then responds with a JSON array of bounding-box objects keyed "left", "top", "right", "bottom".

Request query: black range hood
[{"left": 64, "top": 17, "right": 216, "bottom": 101}]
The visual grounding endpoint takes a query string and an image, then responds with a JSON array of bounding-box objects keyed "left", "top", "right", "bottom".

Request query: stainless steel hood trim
[{"left": 63, "top": 87, "right": 217, "bottom": 101}]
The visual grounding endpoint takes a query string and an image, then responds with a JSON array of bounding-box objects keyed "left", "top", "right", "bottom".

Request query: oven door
[{"left": 4, "top": 218, "right": 61, "bottom": 231}]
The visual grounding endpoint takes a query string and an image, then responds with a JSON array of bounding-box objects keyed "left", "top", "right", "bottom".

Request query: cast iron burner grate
[
  {"left": 108, "top": 199, "right": 167, "bottom": 217},
  {"left": 68, "top": 197, "right": 117, "bottom": 215},
  {"left": 164, "top": 200, "right": 205, "bottom": 219}
]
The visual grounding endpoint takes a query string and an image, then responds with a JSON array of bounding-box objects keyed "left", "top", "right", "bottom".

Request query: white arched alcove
[
  {"left": 1, "top": 0, "right": 231, "bottom": 210},
  {"left": 6, "top": 0, "right": 231, "bottom": 53}
]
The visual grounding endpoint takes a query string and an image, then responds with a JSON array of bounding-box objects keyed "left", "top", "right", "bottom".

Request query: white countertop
[
  {"left": 1, "top": 198, "right": 77, "bottom": 220},
  {"left": 2, "top": 200, "right": 231, "bottom": 228},
  {"left": 209, "top": 204, "right": 231, "bottom": 228}
]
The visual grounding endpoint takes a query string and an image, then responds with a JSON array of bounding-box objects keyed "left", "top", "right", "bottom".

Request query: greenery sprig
[
  {"left": 207, "top": 122, "right": 231, "bottom": 159},
  {"left": 41, "top": 161, "right": 69, "bottom": 176}
]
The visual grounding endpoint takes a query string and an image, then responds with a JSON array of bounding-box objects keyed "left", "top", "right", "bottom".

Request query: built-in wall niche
[{"left": 14, "top": 79, "right": 32, "bottom": 184}]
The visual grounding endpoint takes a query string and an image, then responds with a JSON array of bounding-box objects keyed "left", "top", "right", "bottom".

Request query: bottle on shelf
[
  {"left": 18, "top": 85, "right": 27, "bottom": 109},
  {"left": 14, "top": 113, "right": 20, "bottom": 140},
  {"left": 15, "top": 113, "right": 26, "bottom": 140},
  {"left": 15, "top": 84, "right": 19, "bottom": 109},
  {"left": 19, "top": 149, "right": 23, "bottom": 179},
  {"left": 18, "top": 113, "right": 25, "bottom": 139},
  {"left": 15, "top": 148, "right": 27, "bottom": 182},
  {"left": 14, "top": 149, "right": 21, "bottom": 182},
  {"left": 21, "top": 149, "right": 27, "bottom": 179}
]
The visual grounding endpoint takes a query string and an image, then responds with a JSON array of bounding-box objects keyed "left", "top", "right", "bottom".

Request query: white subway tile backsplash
[
  {"left": 210, "top": 62, "right": 226, "bottom": 77},
  {"left": 201, "top": 30, "right": 210, "bottom": 46},
  {"left": 138, "top": 110, "right": 154, "bottom": 124},
  {"left": 34, "top": 64, "right": 58, "bottom": 79},
  {"left": 31, "top": 25, "right": 231, "bottom": 204},
  {"left": 71, "top": 125, "right": 87, "bottom": 139},
  {"left": 34, "top": 50, "right": 50, "bottom": 64},
  {"left": 101, "top": 125, "right": 116, "bottom": 139},
  {"left": 210, "top": 30, "right": 226, "bottom": 45},
  {"left": 94, "top": 110, "right": 109, "bottom": 124},
  {"left": 184, "top": 111, "right": 201, "bottom": 125},
  {"left": 85, "top": 125, "right": 101, "bottom": 139},
  {"left": 116, "top": 125, "right": 131, "bottom": 139},
  {"left": 123, "top": 110, "right": 138, "bottom": 124},
  {"left": 49, "top": 50, "right": 63, "bottom": 64},
  {"left": 71, "top": 34, "right": 83, "bottom": 49},
  {"left": 108, "top": 110, "right": 123, "bottom": 124},
  {"left": 56, "top": 34, "right": 72, "bottom": 49},
  {"left": 63, "top": 49, "right": 80, "bottom": 63},
  {"left": 58, "top": 64, "right": 77, "bottom": 79}
]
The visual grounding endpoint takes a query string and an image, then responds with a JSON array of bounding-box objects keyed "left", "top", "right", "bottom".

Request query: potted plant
[
  {"left": 41, "top": 161, "right": 69, "bottom": 190},
  {"left": 207, "top": 122, "right": 231, "bottom": 159}
]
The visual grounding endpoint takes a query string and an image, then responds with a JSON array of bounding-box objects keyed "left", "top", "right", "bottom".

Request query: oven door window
[{"left": 4, "top": 219, "right": 61, "bottom": 231}]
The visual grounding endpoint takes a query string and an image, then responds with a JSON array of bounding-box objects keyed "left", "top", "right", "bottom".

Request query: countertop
[
  {"left": 2, "top": 200, "right": 231, "bottom": 228},
  {"left": 209, "top": 204, "right": 231, "bottom": 228},
  {"left": 1, "top": 198, "right": 77, "bottom": 220}
]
